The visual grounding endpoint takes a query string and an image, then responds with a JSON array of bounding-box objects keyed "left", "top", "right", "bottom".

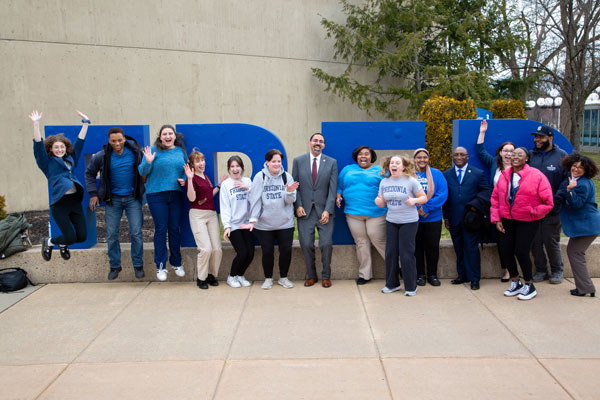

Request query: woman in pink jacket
[{"left": 490, "top": 147, "right": 553, "bottom": 301}]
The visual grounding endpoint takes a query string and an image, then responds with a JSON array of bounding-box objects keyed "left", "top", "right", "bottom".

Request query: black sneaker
[
  {"left": 356, "top": 277, "right": 371, "bottom": 285},
  {"left": 518, "top": 283, "right": 537, "bottom": 300},
  {"left": 207, "top": 274, "right": 219, "bottom": 286},
  {"left": 108, "top": 268, "right": 122, "bottom": 280},
  {"left": 503, "top": 280, "right": 524, "bottom": 297},
  {"left": 59, "top": 246, "right": 70, "bottom": 260},
  {"left": 428, "top": 276, "right": 441, "bottom": 286},
  {"left": 416, "top": 275, "right": 426, "bottom": 286},
  {"left": 197, "top": 278, "right": 209, "bottom": 289},
  {"left": 134, "top": 266, "right": 145, "bottom": 279},
  {"left": 41, "top": 237, "right": 53, "bottom": 261}
]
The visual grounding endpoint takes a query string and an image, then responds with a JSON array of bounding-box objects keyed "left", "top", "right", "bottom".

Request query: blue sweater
[
  {"left": 415, "top": 167, "right": 448, "bottom": 222},
  {"left": 559, "top": 176, "right": 600, "bottom": 237},
  {"left": 33, "top": 138, "right": 85, "bottom": 205},
  {"left": 337, "top": 164, "right": 386, "bottom": 217},
  {"left": 138, "top": 146, "right": 186, "bottom": 194}
]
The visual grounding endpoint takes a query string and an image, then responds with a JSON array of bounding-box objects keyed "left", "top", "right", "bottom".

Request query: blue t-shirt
[
  {"left": 110, "top": 147, "right": 135, "bottom": 196},
  {"left": 337, "top": 164, "right": 386, "bottom": 217}
]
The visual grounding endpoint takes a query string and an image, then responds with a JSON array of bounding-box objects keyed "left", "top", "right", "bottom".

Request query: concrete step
[{"left": 1, "top": 239, "right": 597, "bottom": 283}]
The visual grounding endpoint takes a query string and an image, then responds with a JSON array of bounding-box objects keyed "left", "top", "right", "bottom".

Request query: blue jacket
[
  {"left": 33, "top": 138, "right": 85, "bottom": 205},
  {"left": 415, "top": 167, "right": 448, "bottom": 222},
  {"left": 558, "top": 176, "right": 600, "bottom": 237},
  {"left": 442, "top": 164, "right": 490, "bottom": 226},
  {"left": 476, "top": 143, "right": 500, "bottom": 188},
  {"left": 529, "top": 144, "right": 568, "bottom": 214}
]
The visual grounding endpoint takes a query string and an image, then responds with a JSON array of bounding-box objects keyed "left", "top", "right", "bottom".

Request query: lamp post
[{"left": 528, "top": 90, "right": 562, "bottom": 129}]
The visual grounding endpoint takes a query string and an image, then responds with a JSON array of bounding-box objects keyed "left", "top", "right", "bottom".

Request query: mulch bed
[{"left": 21, "top": 206, "right": 155, "bottom": 245}]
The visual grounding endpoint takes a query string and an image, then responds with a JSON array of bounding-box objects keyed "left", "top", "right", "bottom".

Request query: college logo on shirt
[{"left": 547, "top": 164, "right": 557, "bottom": 171}]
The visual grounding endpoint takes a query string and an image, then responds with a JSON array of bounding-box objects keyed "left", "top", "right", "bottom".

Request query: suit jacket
[
  {"left": 442, "top": 164, "right": 490, "bottom": 227},
  {"left": 292, "top": 153, "right": 338, "bottom": 216}
]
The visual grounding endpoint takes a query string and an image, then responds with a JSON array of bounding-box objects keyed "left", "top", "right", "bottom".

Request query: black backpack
[{"left": 0, "top": 267, "right": 35, "bottom": 292}]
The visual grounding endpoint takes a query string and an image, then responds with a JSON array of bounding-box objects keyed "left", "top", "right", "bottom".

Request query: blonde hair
[{"left": 380, "top": 155, "right": 415, "bottom": 178}]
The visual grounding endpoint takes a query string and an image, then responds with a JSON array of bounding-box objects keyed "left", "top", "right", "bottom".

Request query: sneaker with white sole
[
  {"left": 156, "top": 268, "right": 168, "bottom": 282},
  {"left": 518, "top": 283, "right": 537, "bottom": 300},
  {"left": 405, "top": 288, "right": 418, "bottom": 296},
  {"left": 504, "top": 280, "right": 524, "bottom": 297},
  {"left": 172, "top": 265, "right": 185, "bottom": 277},
  {"left": 278, "top": 277, "right": 294, "bottom": 288},
  {"left": 261, "top": 278, "right": 273, "bottom": 289},
  {"left": 237, "top": 275, "right": 251, "bottom": 287},
  {"left": 227, "top": 275, "right": 241, "bottom": 288},
  {"left": 381, "top": 285, "right": 402, "bottom": 294}
]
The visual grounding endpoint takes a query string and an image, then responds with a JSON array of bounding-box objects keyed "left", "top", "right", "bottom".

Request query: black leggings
[
  {"left": 229, "top": 228, "right": 255, "bottom": 276},
  {"left": 50, "top": 193, "right": 87, "bottom": 246},
  {"left": 415, "top": 220, "right": 442, "bottom": 277},
  {"left": 253, "top": 227, "right": 294, "bottom": 278},
  {"left": 497, "top": 218, "right": 540, "bottom": 282}
]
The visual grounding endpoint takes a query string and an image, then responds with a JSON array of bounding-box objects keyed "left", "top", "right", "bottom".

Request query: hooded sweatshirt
[{"left": 249, "top": 164, "right": 296, "bottom": 231}]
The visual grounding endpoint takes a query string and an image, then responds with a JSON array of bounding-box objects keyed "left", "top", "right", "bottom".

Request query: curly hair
[
  {"left": 380, "top": 155, "right": 415, "bottom": 178},
  {"left": 352, "top": 145, "right": 377, "bottom": 163},
  {"left": 44, "top": 134, "right": 74, "bottom": 157},
  {"left": 561, "top": 152, "right": 599, "bottom": 179}
]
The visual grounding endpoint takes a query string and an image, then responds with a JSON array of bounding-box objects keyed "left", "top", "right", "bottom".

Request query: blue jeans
[
  {"left": 105, "top": 194, "right": 144, "bottom": 270},
  {"left": 146, "top": 190, "right": 182, "bottom": 269}
]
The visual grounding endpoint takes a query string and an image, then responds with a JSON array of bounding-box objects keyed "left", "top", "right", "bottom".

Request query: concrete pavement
[{"left": 1, "top": 278, "right": 599, "bottom": 399}]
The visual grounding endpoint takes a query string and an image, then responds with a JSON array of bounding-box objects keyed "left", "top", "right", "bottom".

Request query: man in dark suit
[
  {"left": 292, "top": 133, "right": 338, "bottom": 288},
  {"left": 443, "top": 147, "right": 490, "bottom": 290}
]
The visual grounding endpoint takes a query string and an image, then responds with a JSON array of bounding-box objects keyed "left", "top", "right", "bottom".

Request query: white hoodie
[
  {"left": 249, "top": 163, "right": 296, "bottom": 231},
  {"left": 219, "top": 176, "right": 252, "bottom": 232}
]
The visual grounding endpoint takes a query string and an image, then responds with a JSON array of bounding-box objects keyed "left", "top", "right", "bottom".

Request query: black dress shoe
[
  {"left": 41, "top": 237, "right": 53, "bottom": 261},
  {"left": 108, "top": 268, "right": 122, "bottom": 280},
  {"left": 59, "top": 246, "right": 70, "bottom": 260},
  {"left": 501, "top": 277, "right": 510, "bottom": 282},
  {"left": 356, "top": 277, "right": 371, "bottom": 285},
  {"left": 416, "top": 275, "right": 426, "bottom": 286},
  {"left": 197, "top": 278, "right": 209, "bottom": 289},
  {"left": 134, "top": 267, "right": 145, "bottom": 279},
  {"left": 207, "top": 274, "right": 219, "bottom": 286},
  {"left": 451, "top": 278, "right": 466, "bottom": 285},
  {"left": 428, "top": 276, "right": 441, "bottom": 286},
  {"left": 571, "top": 288, "right": 595, "bottom": 297},
  {"left": 470, "top": 281, "right": 480, "bottom": 290}
]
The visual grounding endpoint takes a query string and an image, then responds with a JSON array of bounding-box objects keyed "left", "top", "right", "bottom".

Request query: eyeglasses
[
  {"left": 501, "top": 150, "right": 513, "bottom": 154},
  {"left": 311, "top": 139, "right": 324, "bottom": 144},
  {"left": 573, "top": 165, "right": 585, "bottom": 170}
]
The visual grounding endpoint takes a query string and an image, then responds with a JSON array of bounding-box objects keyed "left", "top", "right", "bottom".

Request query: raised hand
[
  {"left": 183, "top": 163, "right": 194, "bottom": 180},
  {"left": 218, "top": 174, "right": 228, "bottom": 185},
  {"left": 77, "top": 110, "right": 90, "bottom": 121},
  {"left": 480, "top": 119, "right": 488, "bottom": 134},
  {"left": 567, "top": 177, "right": 578, "bottom": 191},
  {"left": 142, "top": 146, "right": 155, "bottom": 164},
  {"left": 29, "top": 110, "right": 43, "bottom": 122}
]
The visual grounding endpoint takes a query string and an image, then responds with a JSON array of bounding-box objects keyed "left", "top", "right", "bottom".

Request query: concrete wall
[{"left": 0, "top": 0, "right": 379, "bottom": 212}]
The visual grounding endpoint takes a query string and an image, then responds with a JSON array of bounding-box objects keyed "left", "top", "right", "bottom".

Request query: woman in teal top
[
  {"left": 558, "top": 153, "right": 600, "bottom": 297},
  {"left": 138, "top": 125, "right": 187, "bottom": 282},
  {"left": 336, "top": 146, "right": 386, "bottom": 285}
]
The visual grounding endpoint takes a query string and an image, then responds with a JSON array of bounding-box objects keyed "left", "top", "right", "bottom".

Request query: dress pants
[
  {"left": 567, "top": 235, "right": 597, "bottom": 294},
  {"left": 345, "top": 214, "right": 386, "bottom": 280},
  {"left": 297, "top": 207, "right": 334, "bottom": 279},
  {"left": 189, "top": 209, "right": 222, "bottom": 280},
  {"left": 448, "top": 223, "right": 481, "bottom": 282}
]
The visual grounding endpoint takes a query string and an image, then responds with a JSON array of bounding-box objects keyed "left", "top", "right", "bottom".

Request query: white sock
[{"left": 47, "top": 238, "right": 54, "bottom": 247}]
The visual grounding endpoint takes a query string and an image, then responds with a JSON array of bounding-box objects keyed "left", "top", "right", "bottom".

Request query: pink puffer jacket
[{"left": 490, "top": 164, "right": 554, "bottom": 223}]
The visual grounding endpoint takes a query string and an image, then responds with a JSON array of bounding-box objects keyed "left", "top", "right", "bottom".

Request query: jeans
[
  {"left": 147, "top": 190, "right": 182, "bottom": 269},
  {"left": 105, "top": 194, "right": 144, "bottom": 269}
]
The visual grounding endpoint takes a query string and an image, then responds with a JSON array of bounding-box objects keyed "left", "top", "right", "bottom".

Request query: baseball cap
[{"left": 531, "top": 125, "right": 554, "bottom": 136}]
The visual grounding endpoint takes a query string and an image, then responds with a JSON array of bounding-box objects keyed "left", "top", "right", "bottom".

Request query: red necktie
[{"left": 312, "top": 157, "right": 317, "bottom": 185}]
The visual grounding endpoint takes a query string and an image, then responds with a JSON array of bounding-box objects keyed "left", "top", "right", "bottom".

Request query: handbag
[{"left": 0, "top": 267, "right": 35, "bottom": 292}]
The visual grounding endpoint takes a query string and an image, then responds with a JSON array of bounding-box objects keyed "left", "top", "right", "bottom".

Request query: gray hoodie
[{"left": 249, "top": 164, "right": 296, "bottom": 230}]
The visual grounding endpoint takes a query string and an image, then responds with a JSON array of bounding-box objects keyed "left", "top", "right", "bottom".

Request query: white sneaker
[
  {"left": 405, "top": 288, "right": 418, "bottom": 296},
  {"left": 227, "top": 275, "right": 242, "bottom": 288},
  {"left": 278, "top": 277, "right": 294, "bottom": 288},
  {"left": 262, "top": 278, "right": 273, "bottom": 290},
  {"left": 504, "top": 280, "right": 524, "bottom": 297},
  {"left": 172, "top": 265, "right": 185, "bottom": 277},
  {"left": 156, "top": 268, "right": 168, "bottom": 281},
  {"left": 381, "top": 285, "right": 402, "bottom": 294},
  {"left": 237, "top": 275, "right": 251, "bottom": 287},
  {"left": 518, "top": 283, "right": 537, "bottom": 300}
]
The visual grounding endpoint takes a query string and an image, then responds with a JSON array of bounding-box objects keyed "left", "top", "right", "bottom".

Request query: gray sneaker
[
  {"left": 549, "top": 272, "right": 563, "bottom": 284},
  {"left": 532, "top": 272, "right": 548, "bottom": 282}
]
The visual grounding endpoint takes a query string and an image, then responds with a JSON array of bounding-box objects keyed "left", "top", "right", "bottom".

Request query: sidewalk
[{"left": 1, "top": 278, "right": 599, "bottom": 399}]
